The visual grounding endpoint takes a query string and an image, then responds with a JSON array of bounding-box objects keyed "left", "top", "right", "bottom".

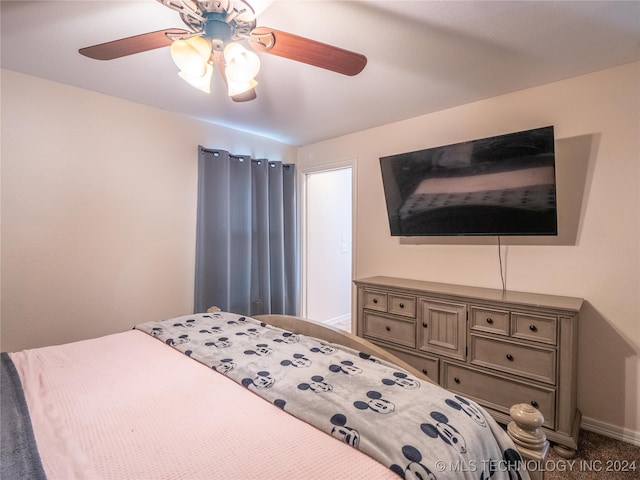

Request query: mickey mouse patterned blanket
[{"left": 135, "top": 312, "right": 528, "bottom": 480}]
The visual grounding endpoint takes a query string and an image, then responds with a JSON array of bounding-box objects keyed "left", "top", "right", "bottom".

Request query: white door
[{"left": 304, "top": 166, "right": 353, "bottom": 330}]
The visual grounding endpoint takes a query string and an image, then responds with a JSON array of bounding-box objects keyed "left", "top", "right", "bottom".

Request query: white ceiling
[{"left": 2, "top": 1, "right": 639, "bottom": 146}]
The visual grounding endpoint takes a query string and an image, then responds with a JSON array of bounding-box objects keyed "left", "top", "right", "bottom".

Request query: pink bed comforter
[{"left": 11, "top": 329, "right": 397, "bottom": 479}]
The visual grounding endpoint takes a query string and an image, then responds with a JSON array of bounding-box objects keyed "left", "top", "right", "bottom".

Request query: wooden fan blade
[
  {"left": 214, "top": 58, "right": 257, "bottom": 102},
  {"left": 79, "top": 28, "right": 190, "bottom": 60},
  {"left": 249, "top": 27, "right": 367, "bottom": 76}
]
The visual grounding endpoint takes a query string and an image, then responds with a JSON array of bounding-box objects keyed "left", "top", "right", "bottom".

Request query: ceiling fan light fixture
[
  {"left": 79, "top": 0, "right": 367, "bottom": 103},
  {"left": 224, "top": 42, "right": 260, "bottom": 83},
  {"left": 178, "top": 62, "right": 213, "bottom": 94},
  {"left": 227, "top": 78, "right": 258, "bottom": 97},
  {"left": 170, "top": 36, "right": 212, "bottom": 77}
]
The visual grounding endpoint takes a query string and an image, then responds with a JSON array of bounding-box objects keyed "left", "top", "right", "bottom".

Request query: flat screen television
[{"left": 379, "top": 126, "right": 558, "bottom": 236}]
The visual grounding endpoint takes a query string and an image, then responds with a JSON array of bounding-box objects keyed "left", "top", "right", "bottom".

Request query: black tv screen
[{"left": 380, "top": 126, "right": 558, "bottom": 236}]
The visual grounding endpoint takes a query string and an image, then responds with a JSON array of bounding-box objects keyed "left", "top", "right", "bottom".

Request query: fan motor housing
[{"left": 203, "top": 14, "right": 233, "bottom": 51}]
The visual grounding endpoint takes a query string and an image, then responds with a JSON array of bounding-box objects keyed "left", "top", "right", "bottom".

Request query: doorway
[{"left": 303, "top": 165, "right": 353, "bottom": 331}]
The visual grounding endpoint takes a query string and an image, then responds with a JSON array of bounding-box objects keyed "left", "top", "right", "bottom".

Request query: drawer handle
[
  {"left": 454, "top": 377, "right": 461, "bottom": 384},
  {"left": 422, "top": 322, "right": 428, "bottom": 328},
  {"left": 373, "top": 298, "right": 378, "bottom": 304},
  {"left": 506, "top": 354, "right": 514, "bottom": 361},
  {"left": 486, "top": 317, "right": 494, "bottom": 324},
  {"left": 529, "top": 325, "right": 538, "bottom": 332},
  {"left": 399, "top": 303, "right": 405, "bottom": 309},
  {"left": 385, "top": 326, "right": 391, "bottom": 332},
  {"left": 422, "top": 368, "right": 428, "bottom": 375},
  {"left": 531, "top": 400, "right": 539, "bottom": 408}
]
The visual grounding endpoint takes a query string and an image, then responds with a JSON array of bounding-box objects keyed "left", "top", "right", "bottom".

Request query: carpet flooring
[{"left": 543, "top": 430, "right": 639, "bottom": 479}]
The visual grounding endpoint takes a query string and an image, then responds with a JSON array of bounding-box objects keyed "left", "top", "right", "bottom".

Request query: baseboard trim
[
  {"left": 581, "top": 416, "right": 640, "bottom": 446},
  {"left": 322, "top": 313, "right": 351, "bottom": 326}
]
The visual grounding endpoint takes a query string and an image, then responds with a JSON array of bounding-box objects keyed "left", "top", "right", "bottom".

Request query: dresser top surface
[{"left": 355, "top": 276, "right": 584, "bottom": 312}]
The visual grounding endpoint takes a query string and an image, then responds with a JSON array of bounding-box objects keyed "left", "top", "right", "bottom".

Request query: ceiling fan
[{"left": 79, "top": 0, "right": 367, "bottom": 102}]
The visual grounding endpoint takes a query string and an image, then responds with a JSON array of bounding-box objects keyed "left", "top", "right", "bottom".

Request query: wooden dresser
[{"left": 355, "top": 276, "right": 583, "bottom": 456}]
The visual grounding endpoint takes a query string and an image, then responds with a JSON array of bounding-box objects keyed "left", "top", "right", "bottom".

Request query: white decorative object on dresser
[{"left": 355, "top": 275, "right": 583, "bottom": 458}]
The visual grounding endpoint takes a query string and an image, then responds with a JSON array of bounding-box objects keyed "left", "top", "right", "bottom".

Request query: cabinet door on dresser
[{"left": 418, "top": 298, "right": 467, "bottom": 361}]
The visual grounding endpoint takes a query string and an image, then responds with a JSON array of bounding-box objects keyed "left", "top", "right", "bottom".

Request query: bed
[{"left": 2, "top": 310, "right": 535, "bottom": 479}]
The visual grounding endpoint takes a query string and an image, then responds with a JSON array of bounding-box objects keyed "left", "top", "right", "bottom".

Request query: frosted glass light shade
[
  {"left": 178, "top": 63, "right": 213, "bottom": 94},
  {"left": 171, "top": 36, "right": 212, "bottom": 78},
  {"left": 227, "top": 78, "right": 257, "bottom": 97},
  {"left": 224, "top": 42, "right": 260, "bottom": 84}
]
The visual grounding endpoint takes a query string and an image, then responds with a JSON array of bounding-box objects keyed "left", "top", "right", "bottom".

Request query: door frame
[{"left": 299, "top": 159, "right": 358, "bottom": 325}]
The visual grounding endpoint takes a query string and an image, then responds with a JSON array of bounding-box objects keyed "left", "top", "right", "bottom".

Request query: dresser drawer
[
  {"left": 470, "top": 306, "right": 509, "bottom": 336},
  {"left": 470, "top": 336, "right": 556, "bottom": 384},
  {"left": 511, "top": 312, "right": 557, "bottom": 345},
  {"left": 362, "top": 289, "right": 388, "bottom": 312},
  {"left": 388, "top": 348, "right": 439, "bottom": 383},
  {"left": 442, "top": 363, "right": 556, "bottom": 429},
  {"left": 388, "top": 294, "right": 416, "bottom": 318},
  {"left": 363, "top": 312, "right": 415, "bottom": 348}
]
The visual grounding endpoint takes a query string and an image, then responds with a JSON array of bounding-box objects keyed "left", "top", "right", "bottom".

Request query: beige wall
[
  {"left": 298, "top": 63, "right": 640, "bottom": 438},
  {"left": 1, "top": 69, "right": 296, "bottom": 352}
]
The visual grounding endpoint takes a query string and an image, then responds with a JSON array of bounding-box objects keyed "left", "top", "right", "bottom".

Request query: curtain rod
[{"left": 200, "top": 147, "right": 291, "bottom": 169}]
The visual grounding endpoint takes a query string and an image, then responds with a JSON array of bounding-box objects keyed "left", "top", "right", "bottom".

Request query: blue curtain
[{"left": 194, "top": 147, "right": 299, "bottom": 316}]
